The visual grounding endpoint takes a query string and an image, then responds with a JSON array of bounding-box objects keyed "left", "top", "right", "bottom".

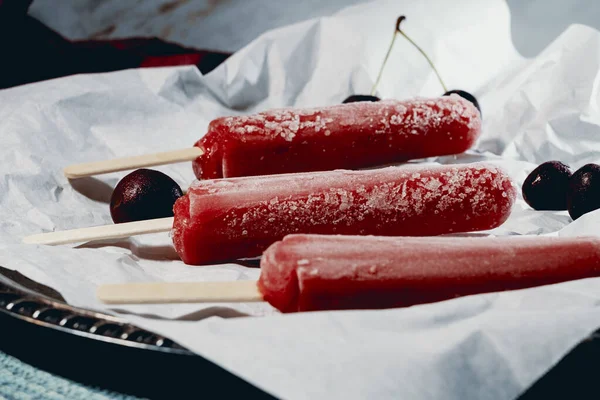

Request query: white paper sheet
[{"left": 3, "top": 0, "right": 600, "bottom": 398}]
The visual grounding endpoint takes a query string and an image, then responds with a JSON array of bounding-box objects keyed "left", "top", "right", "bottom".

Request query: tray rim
[{"left": 0, "top": 267, "right": 194, "bottom": 356}]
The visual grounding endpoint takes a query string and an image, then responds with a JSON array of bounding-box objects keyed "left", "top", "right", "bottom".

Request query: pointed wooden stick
[
  {"left": 22, "top": 217, "right": 174, "bottom": 245},
  {"left": 63, "top": 147, "right": 204, "bottom": 179},
  {"left": 97, "top": 281, "right": 264, "bottom": 304}
]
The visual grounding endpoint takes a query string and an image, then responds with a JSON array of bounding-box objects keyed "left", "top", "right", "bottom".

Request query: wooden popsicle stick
[
  {"left": 97, "top": 281, "right": 263, "bottom": 304},
  {"left": 63, "top": 147, "right": 204, "bottom": 179},
  {"left": 22, "top": 217, "right": 174, "bottom": 246}
]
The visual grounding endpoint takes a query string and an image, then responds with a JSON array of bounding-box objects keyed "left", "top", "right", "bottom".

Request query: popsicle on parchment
[
  {"left": 98, "top": 235, "right": 600, "bottom": 313},
  {"left": 192, "top": 95, "right": 481, "bottom": 179},
  {"left": 63, "top": 95, "right": 481, "bottom": 180},
  {"left": 26, "top": 163, "right": 516, "bottom": 266},
  {"left": 173, "top": 162, "right": 515, "bottom": 265}
]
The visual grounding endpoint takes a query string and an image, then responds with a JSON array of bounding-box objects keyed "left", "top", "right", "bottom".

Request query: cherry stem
[
  {"left": 370, "top": 22, "right": 399, "bottom": 96},
  {"left": 370, "top": 16, "right": 448, "bottom": 96},
  {"left": 397, "top": 17, "right": 448, "bottom": 93}
]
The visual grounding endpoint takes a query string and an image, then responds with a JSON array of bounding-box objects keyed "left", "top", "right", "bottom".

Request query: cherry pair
[{"left": 523, "top": 161, "right": 600, "bottom": 220}]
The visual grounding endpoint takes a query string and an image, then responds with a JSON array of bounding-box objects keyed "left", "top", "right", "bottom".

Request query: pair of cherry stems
[{"left": 371, "top": 16, "right": 447, "bottom": 96}]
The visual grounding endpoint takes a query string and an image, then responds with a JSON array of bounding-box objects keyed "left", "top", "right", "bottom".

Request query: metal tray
[
  {"left": 0, "top": 266, "right": 273, "bottom": 399},
  {"left": 0, "top": 266, "right": 191, "bottom": 354}
]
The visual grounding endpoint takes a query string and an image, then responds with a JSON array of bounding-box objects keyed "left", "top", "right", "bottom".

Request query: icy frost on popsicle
[
  {"left": 172, "top": 163, "right": 516, "bottom": 265},
  {"left": 192, "top": 94, "right": 482, "bottom": 179},
  {"left": 259, "top": 234, "right": 600, "bottom": 313}
]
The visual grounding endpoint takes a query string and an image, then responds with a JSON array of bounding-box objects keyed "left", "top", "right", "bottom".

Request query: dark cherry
[
  {"left": 342, "top": 95, "right": 381, "bottom": 103},
  {"left": 522, "top": 161, "right": 572, "bottom": 211},
  {"left": 110, "top": 168, "right": 183, "bottom": 224},
  {"left": 567, "top": 163, "right": 600, "bottom": 220},
  {"left": 443, "top": 90, "right": 481, "bottom": 115}
]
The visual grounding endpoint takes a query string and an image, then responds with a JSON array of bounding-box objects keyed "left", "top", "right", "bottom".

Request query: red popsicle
[
  {"left": 96, "top": 234, "right": 600, "bottom": 312},
  {"left": 192, "top": 94, "right": 481, "bottom": 179},
  {"left": 172, "top": 162, "right": 516, "bottom": 265},
  {"left": 259, "top": 234, "right": 600, "bottom": 313}
]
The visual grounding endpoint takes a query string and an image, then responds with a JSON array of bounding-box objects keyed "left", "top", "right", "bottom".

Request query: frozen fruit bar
[
  {"left": 259, "top": 234, "right": 600, "bottom": 312},
  {"left": 172, "top": 163, "right": 515, "bottom": 265},
  {"left": 192, "top": 94, "right": 481, "bottom": 179}
]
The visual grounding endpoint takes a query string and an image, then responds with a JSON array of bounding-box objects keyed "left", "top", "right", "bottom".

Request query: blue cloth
[{"left": 0, "top": 351, "right": 140, "bottom": 400}]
